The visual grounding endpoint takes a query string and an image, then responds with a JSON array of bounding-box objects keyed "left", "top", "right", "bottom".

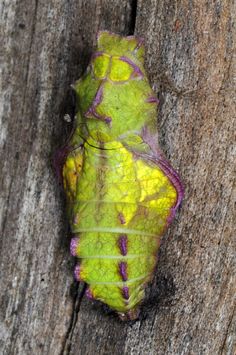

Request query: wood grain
[{"left": 0, "top": 0, "right": 235, "bottom": 354}]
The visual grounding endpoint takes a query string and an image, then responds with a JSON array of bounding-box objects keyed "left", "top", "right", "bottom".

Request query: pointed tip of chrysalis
[
  {"left": 117, "top": 308, "right": 140, "bottom": 322},
  {"left": 96, "top": 31, "right": 145, "bottom": 63}
]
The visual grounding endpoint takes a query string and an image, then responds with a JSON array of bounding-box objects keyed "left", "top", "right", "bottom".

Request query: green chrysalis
[{"left": 59, "top": 31, "right": 183, "bottom": 320}]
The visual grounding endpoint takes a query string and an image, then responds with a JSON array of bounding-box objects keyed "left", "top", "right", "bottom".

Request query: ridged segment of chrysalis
[{"left": 61, "top": 31, "right": 184, "bottom": 320}]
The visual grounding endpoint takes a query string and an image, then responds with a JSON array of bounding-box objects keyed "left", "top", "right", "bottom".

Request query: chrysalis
[{"left": 58, "top": 31, "right": 184, "bottom": 320}]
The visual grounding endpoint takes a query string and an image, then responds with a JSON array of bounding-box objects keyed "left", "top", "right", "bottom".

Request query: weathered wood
[{"left": 0, "top": 1, "right": 235, "bottom": 355}]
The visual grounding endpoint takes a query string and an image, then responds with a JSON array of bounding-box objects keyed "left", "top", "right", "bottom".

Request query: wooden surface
[{"left": 1, "top": 1, "right": 235, "bottom": 354}]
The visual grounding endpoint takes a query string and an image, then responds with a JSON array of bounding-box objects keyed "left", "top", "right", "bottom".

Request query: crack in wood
[
  {"left": 128, "top": 0, "right": 137, "bottom": 35},
  {"left": 60, "top": 283, "right": 86, "bottom": 355}
]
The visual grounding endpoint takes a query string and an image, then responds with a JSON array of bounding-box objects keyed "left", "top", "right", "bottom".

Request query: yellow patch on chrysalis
[
  {"left": 135, "top": 159, "right": 177, "bottom": 219},
  {"left": 109, "top": 57, "right": 133, "bottom": 81},
  {"left": 63, "top": 150, "right": 83, "bottom": 201}
]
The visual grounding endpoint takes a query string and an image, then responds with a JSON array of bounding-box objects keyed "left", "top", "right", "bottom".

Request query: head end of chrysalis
[{"left": 96, "top": 31, "right": 145, "bottom": 63}]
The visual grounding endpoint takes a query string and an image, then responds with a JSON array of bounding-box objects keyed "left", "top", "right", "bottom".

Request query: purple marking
[
  {"left": 141, "top": 125, "right": 184, "bottom": 219},
  {"left": 119, "top": 56, "right": 144, "bottom": 78},
  {"left": 86, "top": 108, "right": 112, "bottom": 126},
  {"left": 85, "top": 84, "right": 112, "bottom": 125},
  {"left": 85, "top": 107, "right": 99, "bottom": 119},
  {"left": 134, "top": 37, "right": 144, "bottom": 50},
  {"left": 93, "top": 85, "right": 103, "bottom": 106},
  {"left": 91, "top": 51, "right": 104, "bottom": 59},
  {"left": 155, "top": 157, "right": 184, "bottom": 214},
  {"left": 74, "top": 264, "right": 82, "bottom": 281},
  {"left": 151, "top": 153, "right": 184, "bottom": 224},
  {"left": 119, "top": 262, "right": 128, "bottom": 281},
  {"left": 70, "top": 237, "right": 79, "bottom": 257},
  {"left": 104, "top": 117, "right": 112, "bottom": 124},
  {"left": 146, "top": 96, "right": 159, "bottom": 104},
  {"left": 85, "top": 85, "right": 103, "bottom": 118},
  {"left": 118, "top": 235, "right": 128, "bottom": 256},
  {"left": 122, "top": 286, "right": 129, "bottom": 300},
  {"left": 118, "top": 212, "right": 126, "bottom": 225},
  {"left": 85, "top": 287, "right": 94, "bottom": 300},
  {"left": 154, "top": 159, "right": 184, "bottom": 224}
]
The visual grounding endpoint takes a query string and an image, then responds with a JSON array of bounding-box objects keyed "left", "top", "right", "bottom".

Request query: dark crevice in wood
[
  {"left": 128, "top": 0, "right": 137, "bottom": 35},
  {"left": 60, "top": 283, "right": 86, "bottom": 355}
]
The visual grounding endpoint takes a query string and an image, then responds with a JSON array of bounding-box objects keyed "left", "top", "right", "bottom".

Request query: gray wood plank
[{"left": 1, "top": 0, "right": 235, "bottom": 354}]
